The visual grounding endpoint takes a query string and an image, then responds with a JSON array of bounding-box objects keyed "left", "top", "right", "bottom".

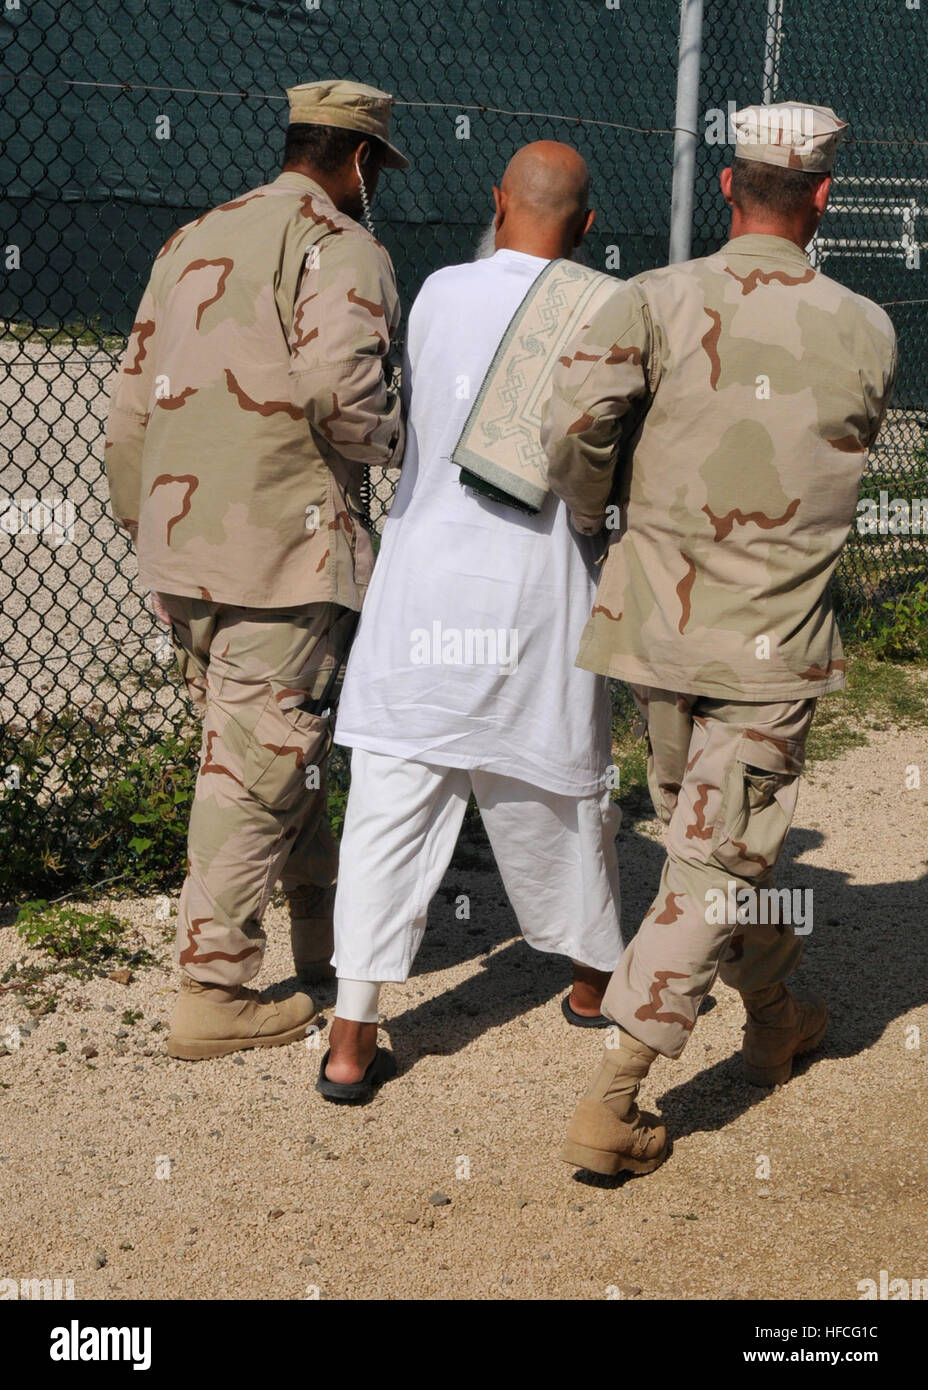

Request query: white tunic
[{"left": 334, "top": 249, "right": 612, "bottom": 798}]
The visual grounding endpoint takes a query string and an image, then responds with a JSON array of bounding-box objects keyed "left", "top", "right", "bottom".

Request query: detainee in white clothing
[
  {"left": 320, "top": 142, "right": 623, "bottom": 1092},
  {"left": 334, "top": 750, "right": 622, "bottom": 992}
]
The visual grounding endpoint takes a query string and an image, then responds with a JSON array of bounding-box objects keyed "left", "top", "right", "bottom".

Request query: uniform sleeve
[
  {"left": 863, "top": 313, "right": 898, "bottom": 447},
  {"left": 288, "top": 231, "right": 404, "bottom": 468},
  {"left": 542, "top": 284, "right": 652, "bottom": 533},
  {"left": 104, "top": 273, "right": 160, "bottom": 537}
]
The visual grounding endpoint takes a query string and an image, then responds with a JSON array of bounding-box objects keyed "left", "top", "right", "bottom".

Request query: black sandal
[
  {"left": 315, "top": 1046, "right": 397, "bottom": 1103},
  {"left": 561, "top": 994, "right": 610, "bottom": 1029}
]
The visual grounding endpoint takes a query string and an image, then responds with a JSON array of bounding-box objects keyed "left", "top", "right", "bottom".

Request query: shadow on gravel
[
  {"left": 384, "top": 814, "right": 928, "bottom": 1143},
  {"left": 658, "top": 826, "right": 928, "bottom": 1139}
]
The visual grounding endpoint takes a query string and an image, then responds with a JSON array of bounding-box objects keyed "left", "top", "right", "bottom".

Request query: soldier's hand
[{"left": 150, "top": 592, "right": 172, "bottom": 627}]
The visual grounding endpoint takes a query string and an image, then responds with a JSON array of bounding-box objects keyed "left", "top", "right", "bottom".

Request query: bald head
[
  {"left": 493, "top": 141, "right": 594, "bottom": 259},
  {"left": 502, "top": 141, "right": 590, "bottom": 217}
]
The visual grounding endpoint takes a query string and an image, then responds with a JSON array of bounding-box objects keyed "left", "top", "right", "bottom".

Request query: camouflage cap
[
  {"left": 286, "top": 78, "right": 409, "bottom": 170},
  {"left": 732, "top": 101, "right": 847, "bottom": 172}
]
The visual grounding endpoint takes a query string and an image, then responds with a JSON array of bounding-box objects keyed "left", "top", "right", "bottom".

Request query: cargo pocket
[
  {"left": 712, "top": 734, "right": 800, "bottom": 883},
  {"left": 242, "top": 698, "right": 333, "bottom": 815}
]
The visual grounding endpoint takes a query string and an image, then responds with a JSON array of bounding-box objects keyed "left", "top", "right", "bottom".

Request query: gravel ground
[{"left": 0, "top": 727, "right": 925, "bottom": 1301}]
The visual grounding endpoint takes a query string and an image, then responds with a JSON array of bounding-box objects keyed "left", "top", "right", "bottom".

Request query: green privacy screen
[{"left": 0, "top": 0, "right": 679, "bottom": 329}]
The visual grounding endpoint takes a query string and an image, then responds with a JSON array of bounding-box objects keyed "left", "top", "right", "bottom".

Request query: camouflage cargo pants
[
  {"left": 603, "top": 684, "right": 817, "bottom": 1058},
  {"left": 159, "top": 593, "right": 357, "bottom": 986}
]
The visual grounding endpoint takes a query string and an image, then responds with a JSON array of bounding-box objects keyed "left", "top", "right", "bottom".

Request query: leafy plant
[
  {"left": 609, "top": 683, "right": 651, "bottom": 821},
  {"left": 856, "top": 465, "right": 928, "bottom": 504},
  {"left": 853, "top": 580, "right": 928, "bottom": 661},
  {"left": 0, "top": 714, "right": 200, "bottom": 903},
  {"left": 325, "top": 743, "right": 351, "bottom": 839},
  {"left": 16, "top": 900, "right": 134, "bottom": 965},
  {"left": 6, "top": 903, "right": 153, "bottom": 1014}
]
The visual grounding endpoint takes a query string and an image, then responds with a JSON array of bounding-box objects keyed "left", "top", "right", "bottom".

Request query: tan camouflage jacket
[
  {"left": 105, "top": 172, "right": 403, "bottom": 610},
  {"left": 542, "top": 234, "right": 897, "bottom": 699}
]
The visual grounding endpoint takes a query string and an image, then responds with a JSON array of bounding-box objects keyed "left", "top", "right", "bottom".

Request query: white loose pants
[{"left": 332, "top": 748, "right": 624, "bottom": 981}]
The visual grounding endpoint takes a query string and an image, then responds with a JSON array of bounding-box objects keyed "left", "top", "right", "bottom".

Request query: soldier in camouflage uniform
[
  {"left": 541, "top": 103, "right": 897, "bottom": 1175},
  {"left": 104, "top": 80, "right": 407, "bottom": 1059}
]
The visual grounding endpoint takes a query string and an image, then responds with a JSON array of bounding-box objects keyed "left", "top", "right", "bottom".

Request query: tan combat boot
[
  {"left": 561, "top": 1029, "right": 668, "bottom": 1177},
  {"left": 740, "top": 983, "right": 828, "bottom": 1087},
  {"left": 289, "top": 887, "right": 336, "bottom": 984},
  {"left": 166, "top": 975, "right": 317, "bottom": 1060}
]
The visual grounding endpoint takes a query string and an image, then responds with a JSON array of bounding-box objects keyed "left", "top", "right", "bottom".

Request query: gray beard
[
  {"left": 472, "top": 217, "right": 592, "bottom": 265},
  {"left": 472, "top": 218, "right": 498, "bottom": 260}
]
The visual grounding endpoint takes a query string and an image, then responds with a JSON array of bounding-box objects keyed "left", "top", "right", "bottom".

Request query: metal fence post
[
  {"left": 668, "top": 0, "right": 704, "bottom": 264},
  {"left": 762, "top": 0, "right": 786, "bottom": 104}
]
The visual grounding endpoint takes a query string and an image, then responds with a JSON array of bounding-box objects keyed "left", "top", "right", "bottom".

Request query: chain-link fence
[{"left": 2, "top": 1, "right": 926, "bottom": 898}]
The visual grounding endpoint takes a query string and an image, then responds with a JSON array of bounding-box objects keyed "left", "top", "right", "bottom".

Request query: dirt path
[{"left": 1, "top": 728, "right": 925, "bottom": 1301}]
